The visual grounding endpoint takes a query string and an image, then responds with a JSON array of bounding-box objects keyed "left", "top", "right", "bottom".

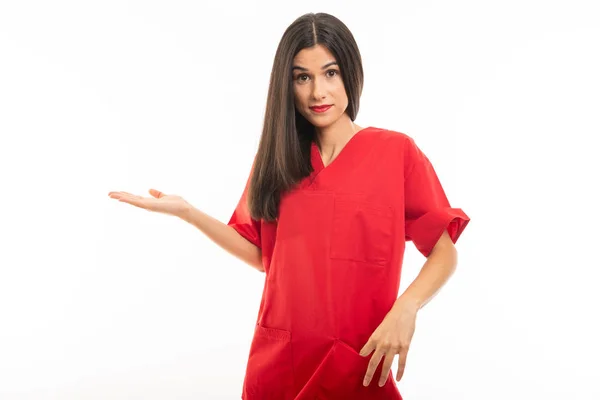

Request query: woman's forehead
[{"left": 293, "top": 44, "right": 337, "bottom": 67}]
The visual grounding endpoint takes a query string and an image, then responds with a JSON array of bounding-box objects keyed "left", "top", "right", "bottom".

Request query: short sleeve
[
  {"left": 403, "top": 136, "right": 470, "bottom": 257},
  {"left": 227, "top": 160, "right": 262, "bottom": 249}
]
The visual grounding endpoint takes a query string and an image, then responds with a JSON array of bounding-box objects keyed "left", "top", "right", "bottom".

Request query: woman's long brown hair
[{"left": 248, "top": 12, "right": 364, "bottom": 222}]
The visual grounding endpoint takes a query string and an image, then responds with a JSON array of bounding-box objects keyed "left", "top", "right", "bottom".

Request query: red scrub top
[{"left": 228, "top": 127, "right": 470, "bottom": 399}]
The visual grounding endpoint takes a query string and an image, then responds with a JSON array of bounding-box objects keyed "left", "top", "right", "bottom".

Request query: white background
[{"left": 1, "top": 1, "right": 599, "bottom": 399}]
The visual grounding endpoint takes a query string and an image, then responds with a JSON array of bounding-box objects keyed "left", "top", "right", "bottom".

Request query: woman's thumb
[{"left": 149, "top": 188, "right": 164, "bottom": 198}]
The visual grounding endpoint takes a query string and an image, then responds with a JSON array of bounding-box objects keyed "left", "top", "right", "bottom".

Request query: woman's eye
[
  {"left": 294, "top": 70, "right": 338, "bottom": 83},
  {"left": 293, "top": 74, "right": 308, "bottom": 83}
]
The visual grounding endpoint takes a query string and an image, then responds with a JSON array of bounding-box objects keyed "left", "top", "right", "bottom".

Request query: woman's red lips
[{"left": 310, "top": 104, "right": 332, "bottom": 113}]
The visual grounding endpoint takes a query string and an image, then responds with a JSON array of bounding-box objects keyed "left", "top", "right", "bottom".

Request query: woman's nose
[{"left": 311, "top": 79, "right": 327, "bottom": 100}]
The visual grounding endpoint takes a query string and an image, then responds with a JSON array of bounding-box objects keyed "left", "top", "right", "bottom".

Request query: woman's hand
[
  {"left": 108, "top": 189, "right": 191, "bottom": 218},
  {"left": 359, "top": 300, "right": 419, "bottom": 387}
]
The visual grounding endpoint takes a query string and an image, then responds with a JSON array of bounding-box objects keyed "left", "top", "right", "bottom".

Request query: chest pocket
[{"left": 329, "top": 196, "right": 394, "bottom": 267}]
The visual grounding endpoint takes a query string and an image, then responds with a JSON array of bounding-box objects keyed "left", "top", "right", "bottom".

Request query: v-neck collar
[
  {"left": 307, "top": 126, "right": 375, "bottom": 187},
  {"left": 311, "top": 126, "right": 374, "bottom": 171}
]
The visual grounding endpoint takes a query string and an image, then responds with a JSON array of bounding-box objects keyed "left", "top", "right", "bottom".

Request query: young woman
[{"left": 109, "top": 12, "right": 470, "bottom": 400}]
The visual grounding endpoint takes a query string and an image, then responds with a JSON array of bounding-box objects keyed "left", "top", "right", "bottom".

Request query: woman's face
[{"left": 292, "top": 44, "right": 349, "bottom": 129}]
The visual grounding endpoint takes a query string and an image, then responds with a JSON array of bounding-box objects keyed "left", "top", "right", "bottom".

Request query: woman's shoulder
[
  {"left": 366, "top": 126, "right": 415, "bottom": 147},
  {"left": 369, "top": 127, "right": 435, "bottom": 171}
]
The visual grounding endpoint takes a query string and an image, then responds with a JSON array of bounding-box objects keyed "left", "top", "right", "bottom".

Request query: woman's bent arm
[{"left": 179, "top": 204, "right": 264, "bottom": 272}]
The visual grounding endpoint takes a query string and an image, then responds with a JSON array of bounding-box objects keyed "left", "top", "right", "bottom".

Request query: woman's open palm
[{"left": 108, "top": 189, "right": 190, "bottom": 217}]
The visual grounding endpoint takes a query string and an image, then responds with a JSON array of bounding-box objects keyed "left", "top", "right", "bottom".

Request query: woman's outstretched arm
[{"left": 179, "top": 204, "right": 264, "bottom": 272}]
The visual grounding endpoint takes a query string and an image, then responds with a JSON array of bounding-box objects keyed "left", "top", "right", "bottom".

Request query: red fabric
[
  {"left": 228, "top": 127, "right": 471, "bottom": 399},
  {"left": 227, "top": 163, "right": 262, "bottom": 249},
  {"left": 403, "top": 135, "right": 470, "bottom": 257}
]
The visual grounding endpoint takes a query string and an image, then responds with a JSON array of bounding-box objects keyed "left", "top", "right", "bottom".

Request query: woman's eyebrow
[{"left": 292, "top": 61, "right": 338, "bottom": 72}]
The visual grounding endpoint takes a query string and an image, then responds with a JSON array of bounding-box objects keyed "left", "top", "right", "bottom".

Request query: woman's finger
[
  {"left": 149, "top": 189, "right": 164, "bottom": 198},
  {"left": 363, "top": 347, "right": 385, "bottom": 387},
  {"left": 396, "top": 347, "right": 409, "bottom": 381},
  {"left": 116, "top": 193, "right": 140, "bottom": 203},
  {"left": 119, "top": 196, "right": 147, "bottom": 208},
  {"left": 109, "top": 192, "right": 150, "bottom": 209},
  {"left": 378, "top": 349, "right": 397, "bottom": 387},
  {"left": 119, "top": 191, "right": 143, "bottom": 199},
  {"left": 109, "top": 191, "right": 139, "bottom": 199}
]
